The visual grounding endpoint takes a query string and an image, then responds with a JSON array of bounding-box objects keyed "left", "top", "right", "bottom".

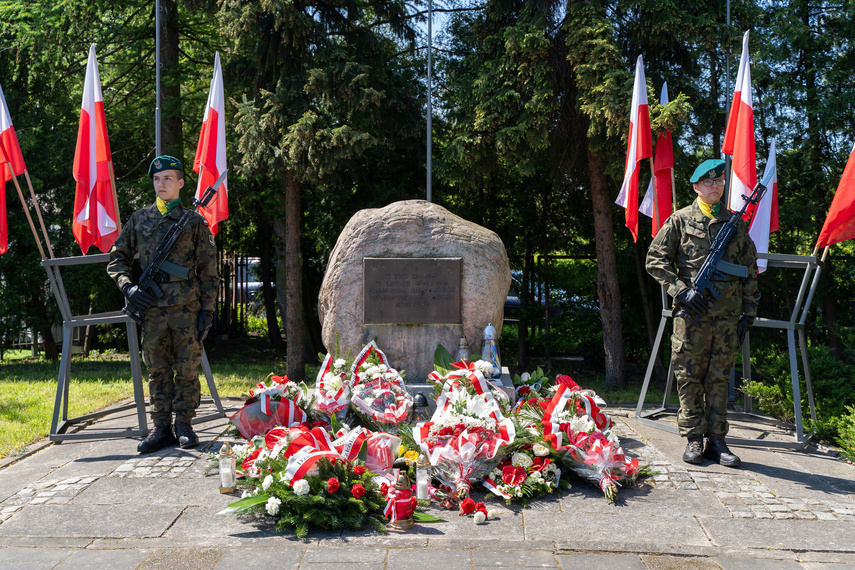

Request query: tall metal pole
[
  {"left": 155, "top": 0, "right": 162, "bottom": 156},
  {"left": 426, "top": 0, "right": 433, "bottom": 202},
  {"left": 723, "top": 0, "right": 731, "bottom": 203}
]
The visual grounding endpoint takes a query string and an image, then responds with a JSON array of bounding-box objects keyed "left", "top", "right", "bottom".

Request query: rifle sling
[{"left": 160, "top": 260, "right": 193, "bottom": 281}]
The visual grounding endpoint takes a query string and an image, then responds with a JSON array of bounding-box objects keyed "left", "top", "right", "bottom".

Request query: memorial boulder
[{"left": 318, "top": 200, "right": 511, "bottom": 382}]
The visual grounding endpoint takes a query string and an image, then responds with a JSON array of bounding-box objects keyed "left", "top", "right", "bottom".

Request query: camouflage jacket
[
  {"left": 107, "top": 203, "right": 218, "bottom": 313},
  {"left": 646, "top": 199, "right": 760, "bottom": 317}
]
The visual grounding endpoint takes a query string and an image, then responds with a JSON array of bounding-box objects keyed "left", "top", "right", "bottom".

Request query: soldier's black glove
[
  {"left": 197, "top": 310, "right": 214, "bottom": 342},
  {"left": 737, "top": 315, "right": 755, "bottom": 346},
  {"left": 122, "top": 283, "right": 155, "bottom": 312},
  {"left": 676, "top": 288, "right": 709, "bottom": 316}
]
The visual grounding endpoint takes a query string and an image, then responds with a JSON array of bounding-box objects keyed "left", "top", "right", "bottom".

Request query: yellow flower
[
  {"left": 404, "top": 450, "right": 420, "bottom": 462},
  {"left": 398, "top": 444, "right": 409, "bottom": 457}
]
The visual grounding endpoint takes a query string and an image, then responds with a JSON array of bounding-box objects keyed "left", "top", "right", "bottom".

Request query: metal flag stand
[
  {"left": 635, "top": 252, "right": 820, "bottom": 450},
  {"left": 43, "top": 253, "right": 225, "bottom": 442}
]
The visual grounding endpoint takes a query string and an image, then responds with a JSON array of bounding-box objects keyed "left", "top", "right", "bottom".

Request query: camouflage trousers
[
  {"left": 141, "top": 303, "right": 202, "bottom": 428},
  {"left": 671, "top": 314, "right": 739, "bottom": 438}
]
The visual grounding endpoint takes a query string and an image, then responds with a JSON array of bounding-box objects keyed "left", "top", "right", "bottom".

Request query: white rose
[
  {"left": 473, "top": 511, "right": 487, "bottom": 524},
  {"left": 512, "top": 452, "right": 533, "bottom": 469},
  {"left": 262, "top": 474, "right": 274, "bottom": 491},
  {"left": 487, "top": 509, "right": 500, "bottom": 520},
  {"left": 293, "top": 479, "right": 310, "bottom": 496},
  {"left": 265, "top": 496, "right": 281, "bottom": 516},
  {"left": 520, "top": 372, "right": 531, "bottom": 382},
  {"left": 532, "top": 443, "right": 550, "bottom": 457}
]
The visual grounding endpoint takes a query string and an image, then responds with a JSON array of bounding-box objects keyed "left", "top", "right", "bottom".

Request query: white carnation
[
  {"left": 293, "top": 479, "right": 310, "bottom": 496},
  {"left": 474, "top": 360, "right": 494, "bottom": 376},
  {"left": 473, "top": 511, "right": 487, "bottom": 524},
  {"left": 265, "top": 496, "right": 281, "bottom": 516},
  {"left": 570, "top": 415, "right": 596, "bottom": 434},
  {"left": 532, "top": 443, "right": 550, "bottom": 457},
  {"left": 512, "top": 452, "right": 533, "bottom": 469},
  {"left": 262, "top": 474, "right": 274, "bottom": 491},
  {"left": 306, "top": 464, "right": 320, "bottom": 477},
  {"left": 487, "top": 509, "right": 500, "bottom": 520},
  {"left": 365, "top": 366, "right": 381, "bottom": 377},
  {"left": 334, "top": 358, "right": 347, "bottom": 370}
]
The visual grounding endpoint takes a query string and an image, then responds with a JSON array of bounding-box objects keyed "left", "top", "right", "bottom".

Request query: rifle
[
  {"left": 676, "top": 168, "right": 773, "bottom": 325},
  {"left": 123, "top": 170, "right": 227, "bottom": 325}
]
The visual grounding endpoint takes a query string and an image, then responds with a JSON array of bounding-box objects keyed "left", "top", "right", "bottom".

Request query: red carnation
[
  {"left": 327, "top": 477, "right": 340, "bottom": 493},
  {"left": 438, "top": 427, "right": 454, "bottom": 436},
  {"left": 380, "top": 482, "right": 390, "bottom": 495},
  {"left": 459, "top": 498, "right": 476, "bottom": 515},
  {"left": 351, "top": 484, "right": 366, "bottom": 499},
  {"left": 502, "top": 465, "right": 527, "bottom": 486},
  {"left": 353, "top": 464, "right": 367, "bottom": 476},
  {"left": 475, "top": 501, "right": 486, "bottom": 512}
]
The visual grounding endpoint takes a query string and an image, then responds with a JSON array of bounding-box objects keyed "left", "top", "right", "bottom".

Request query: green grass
[{"left": 0, "top": 337, "right": 318, "bottom": 459}]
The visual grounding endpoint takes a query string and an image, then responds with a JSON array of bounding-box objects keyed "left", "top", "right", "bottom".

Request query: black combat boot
[
  {"left": 682, "top": 436, "right": 704, "bottom": 465},
  {"left": 137, "top": 425, "right": 177, "bottom": 454},
  {"left": 704, "top": 436, "right": 741, "bottom": 468},
  {"left": 174, "top": 421, "right": 199, "bottom": 449}
]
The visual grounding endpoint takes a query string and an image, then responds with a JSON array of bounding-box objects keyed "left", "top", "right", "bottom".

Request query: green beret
[
  {"left": 689, "top": 159, "right": 726, "bottom": 183},
  {"left": 148, "top": 155, "right": 184, "bottom": 178}
]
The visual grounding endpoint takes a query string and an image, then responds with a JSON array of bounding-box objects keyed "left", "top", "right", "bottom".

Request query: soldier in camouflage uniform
[
  {"left": 646, "top": 159, "right": 760, "bottom": 468},
  {"left": 108, "top": 156, "right": 218, "bottom": 454}
]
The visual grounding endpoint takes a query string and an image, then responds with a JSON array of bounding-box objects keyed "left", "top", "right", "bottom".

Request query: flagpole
[
  {"left": 670, "top": 168, "right": 677, "bottom": 213},
  {"left": 8, "top": 166, "right": 46, "bottom": 259},
  {"left": 107, "top": 161, "right": 122, "bottom": 233},
  {"left": 649, "top": 157, "right": 659, "bottom": 230},
  {"left": 155, "top": 0, "right": 162, "bottom": 156}
]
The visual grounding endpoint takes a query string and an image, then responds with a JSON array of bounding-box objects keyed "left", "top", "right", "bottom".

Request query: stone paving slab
[
  {"left": 215, "top": 546, "right": 304, "bottom": 568},
  {"left": 0, "top": 504, "right": 184, "bottom": 539},
  {"left": 521, "top": 510, "right": 712, "bottom": 546},
  {"left": 72, "top": 477, "right": 234, "bottom": 507},
  {"left": 701, "top": 518, "right": 855, "bottom": 552},
  {"left": 0, "top": 546, "right": 75, "bottom": 570},
  {"left": 554, "top": 553, "right": 646, "bottom": 569},
  {"left": 54, "top": 547, "right": 153, "bottom": 569}
]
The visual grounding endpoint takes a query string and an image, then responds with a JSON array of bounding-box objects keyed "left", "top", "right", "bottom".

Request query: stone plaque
[{"left": 364, "top": 258, "right": 461, "bottom": 324}]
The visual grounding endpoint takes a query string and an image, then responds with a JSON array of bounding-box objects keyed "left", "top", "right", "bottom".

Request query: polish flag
[
  {"left": 749, "top": 139, "right": 779, "bottom": 273},
  {"left": 639, "top": 82, "right": 674, "bottom": 236},
  {"left": 723, "top": 31, "right": 757, "bottom": 214},
  {"left": 816, "top": 141, "right": 855, "bottom": 250},
  {"left": 0, "top": 142, "right": 8, "bottom": 254},
  {"left": 615, "top": 55, "right": 653, "bottom": 243},
  {"left": 1, "top": 81, "right": 28, "bottom": 255},
  {"left": 72, "top": 45, "right": 119, "bottom": 254},
  {"left": 193, "top": 52, "right": 228, "bottom": 235}
]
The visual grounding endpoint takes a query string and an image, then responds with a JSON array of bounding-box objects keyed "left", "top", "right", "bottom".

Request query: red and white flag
[
  {"left": 615, "top": 55, "right": 653, "bottom": 242},
  {"left": 816, "top": 141, "right": 855, "bottom": 250},
  {"left": 749, "top": 139, "right": 779, "bottom": 273},
  {"left": 193, "top": 52, "right": 228, "bottom": 235},
  {"left": 72, "top": 45, "right": 119, "bottom": 254},
  {"left": 1, "top": 81, "right": 28, "bottom": 255},
  {"left": 639, "top": 82, "right": 674, "bottom": 236},
  {"left": 723, "top": 31, "right": 757, "bottom": 214}
]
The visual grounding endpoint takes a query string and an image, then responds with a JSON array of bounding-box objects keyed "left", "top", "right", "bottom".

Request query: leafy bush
[{"left": 835, "top": 406, "right": 855, "bottom": 462}]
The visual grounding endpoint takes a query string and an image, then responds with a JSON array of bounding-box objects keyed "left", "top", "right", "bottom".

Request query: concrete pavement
[{"left": 0, "top": 399, "right": 853, "bottom": 569}]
